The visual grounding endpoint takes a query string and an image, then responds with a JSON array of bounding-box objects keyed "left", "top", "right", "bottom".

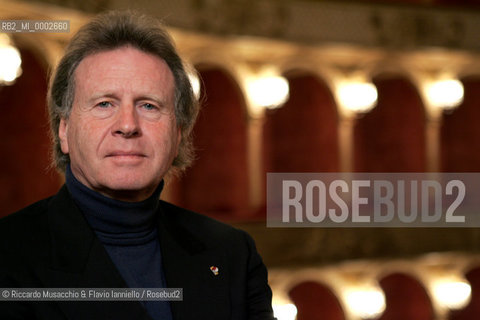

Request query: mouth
[{"left": 106, "top": 151, "right": 147, "bottom": 159}]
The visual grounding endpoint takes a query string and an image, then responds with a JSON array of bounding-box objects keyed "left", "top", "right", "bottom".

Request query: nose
[{"left": 112, "top": 104, "right": 140, "bottom": 138}]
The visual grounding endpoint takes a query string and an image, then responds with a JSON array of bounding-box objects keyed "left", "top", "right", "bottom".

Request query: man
[{"left": 0, "top": 11, "right": 275, "bottom": 320}]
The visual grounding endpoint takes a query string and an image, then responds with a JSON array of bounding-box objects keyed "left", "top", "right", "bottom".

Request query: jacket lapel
[
  {"left": 42, "top": 186, "right": 230, "bottom": 319},
  {"left": 158, "top": 204, "right": 230, "bottom": 320},
  {"left": 44, "top": 186, "right": 152, "bottom": 320}
]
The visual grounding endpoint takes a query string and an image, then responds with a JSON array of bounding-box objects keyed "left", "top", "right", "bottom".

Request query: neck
[
  {"left": 68, "top": 167, "right": 157, "bottom": 202},
  {"left": 65, "top": 164, "right": 163, "bottom": 235}
]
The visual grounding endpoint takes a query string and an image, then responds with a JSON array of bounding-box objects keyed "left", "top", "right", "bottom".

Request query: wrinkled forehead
[{"left": 73, "top": 46, "right": 176, "bottom": 103}]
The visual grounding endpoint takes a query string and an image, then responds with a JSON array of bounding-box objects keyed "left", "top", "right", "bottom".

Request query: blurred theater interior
[{"left": 2, "top": 0, "right": 480, "bottom": 319}]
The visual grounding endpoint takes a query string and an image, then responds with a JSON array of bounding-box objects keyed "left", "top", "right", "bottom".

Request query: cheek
[
  {"left": 67, "top": 122, "right": 97, "bottom": 158},
  {"left": 65, "top": 128, "right": 81, "bottom": 159},
  {"left": 153, "top": 126, "right": 180, "bottom": 159}
]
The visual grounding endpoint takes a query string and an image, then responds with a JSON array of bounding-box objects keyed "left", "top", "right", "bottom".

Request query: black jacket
[{"left": 0, "top": 186, "right": 275, "bottom": 320}]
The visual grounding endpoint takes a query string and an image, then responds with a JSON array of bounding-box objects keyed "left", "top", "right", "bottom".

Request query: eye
[
  {"left": 142, "top": 103, "right": 158, "bottom": 111},
  {"left": 97, "top": 101, "right": 112, "bottom": 108}
]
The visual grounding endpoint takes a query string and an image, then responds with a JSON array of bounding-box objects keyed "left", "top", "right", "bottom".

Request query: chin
[
  {"left": 106, "top": 179, "right": 150, "bottom": 190},
  {"left": 103, "top": 173, "right": 158, "bottom": 191}
]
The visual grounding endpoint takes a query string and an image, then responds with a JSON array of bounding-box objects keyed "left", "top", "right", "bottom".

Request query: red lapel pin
[{"left": 210, "top": 266, "right": 219, "bottom": 276}]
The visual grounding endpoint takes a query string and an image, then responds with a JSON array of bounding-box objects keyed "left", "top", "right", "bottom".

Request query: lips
[
  {"left": 105, "top": 152, "right": 146, "bottom": 165},
  {"left": 106, "top": 151, "right": 146, "bottom": 158}
]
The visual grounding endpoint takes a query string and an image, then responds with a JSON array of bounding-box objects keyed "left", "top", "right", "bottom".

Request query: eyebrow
[
  {"left": 136, "top": 94, "right": 170, "bottom": 107},
  {"left": 86, "top": 93, "right": 118, "bottom": 105}
]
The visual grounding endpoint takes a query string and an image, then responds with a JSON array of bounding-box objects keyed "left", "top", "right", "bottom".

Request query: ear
[{"left": 59, "top": 118, "right": 70, "bottom": 154}]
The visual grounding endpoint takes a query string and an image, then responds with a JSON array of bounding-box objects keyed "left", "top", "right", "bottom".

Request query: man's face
[{"left": 59, "top": 46, "right": 180, "bottom": 202}]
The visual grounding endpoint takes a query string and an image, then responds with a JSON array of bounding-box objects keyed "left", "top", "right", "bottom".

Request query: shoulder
[
  {"left": 0, "top": 186, "right": 73, "bottom": 233},
  {"left": 159, "top": 200, "right": 255, "bottom": 250},
  {"left": 0, "top": 192, "right": 61, "bottom": 259},
  {"left": 0, "top": 196, "right": 55, "bottom": 286},
  {"left": 159, "top": 200, "right": 238, "bottom": 233},
  {"left": 0, "top": 197, "right": 51, "bottom": 239}
]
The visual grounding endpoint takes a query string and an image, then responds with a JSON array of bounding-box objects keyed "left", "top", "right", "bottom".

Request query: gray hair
[{"left": 48, "top": 10, "right": 199, "bottom": 174}]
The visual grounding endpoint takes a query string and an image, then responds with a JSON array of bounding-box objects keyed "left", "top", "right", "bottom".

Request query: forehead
[{"left": 74, "top": 46, "right": 175, "bottom": 99}]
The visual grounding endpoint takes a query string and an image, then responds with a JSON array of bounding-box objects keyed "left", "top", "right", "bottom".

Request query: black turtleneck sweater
[{"left": 65, "top": 165, "right": 172, "bottom": 320}]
